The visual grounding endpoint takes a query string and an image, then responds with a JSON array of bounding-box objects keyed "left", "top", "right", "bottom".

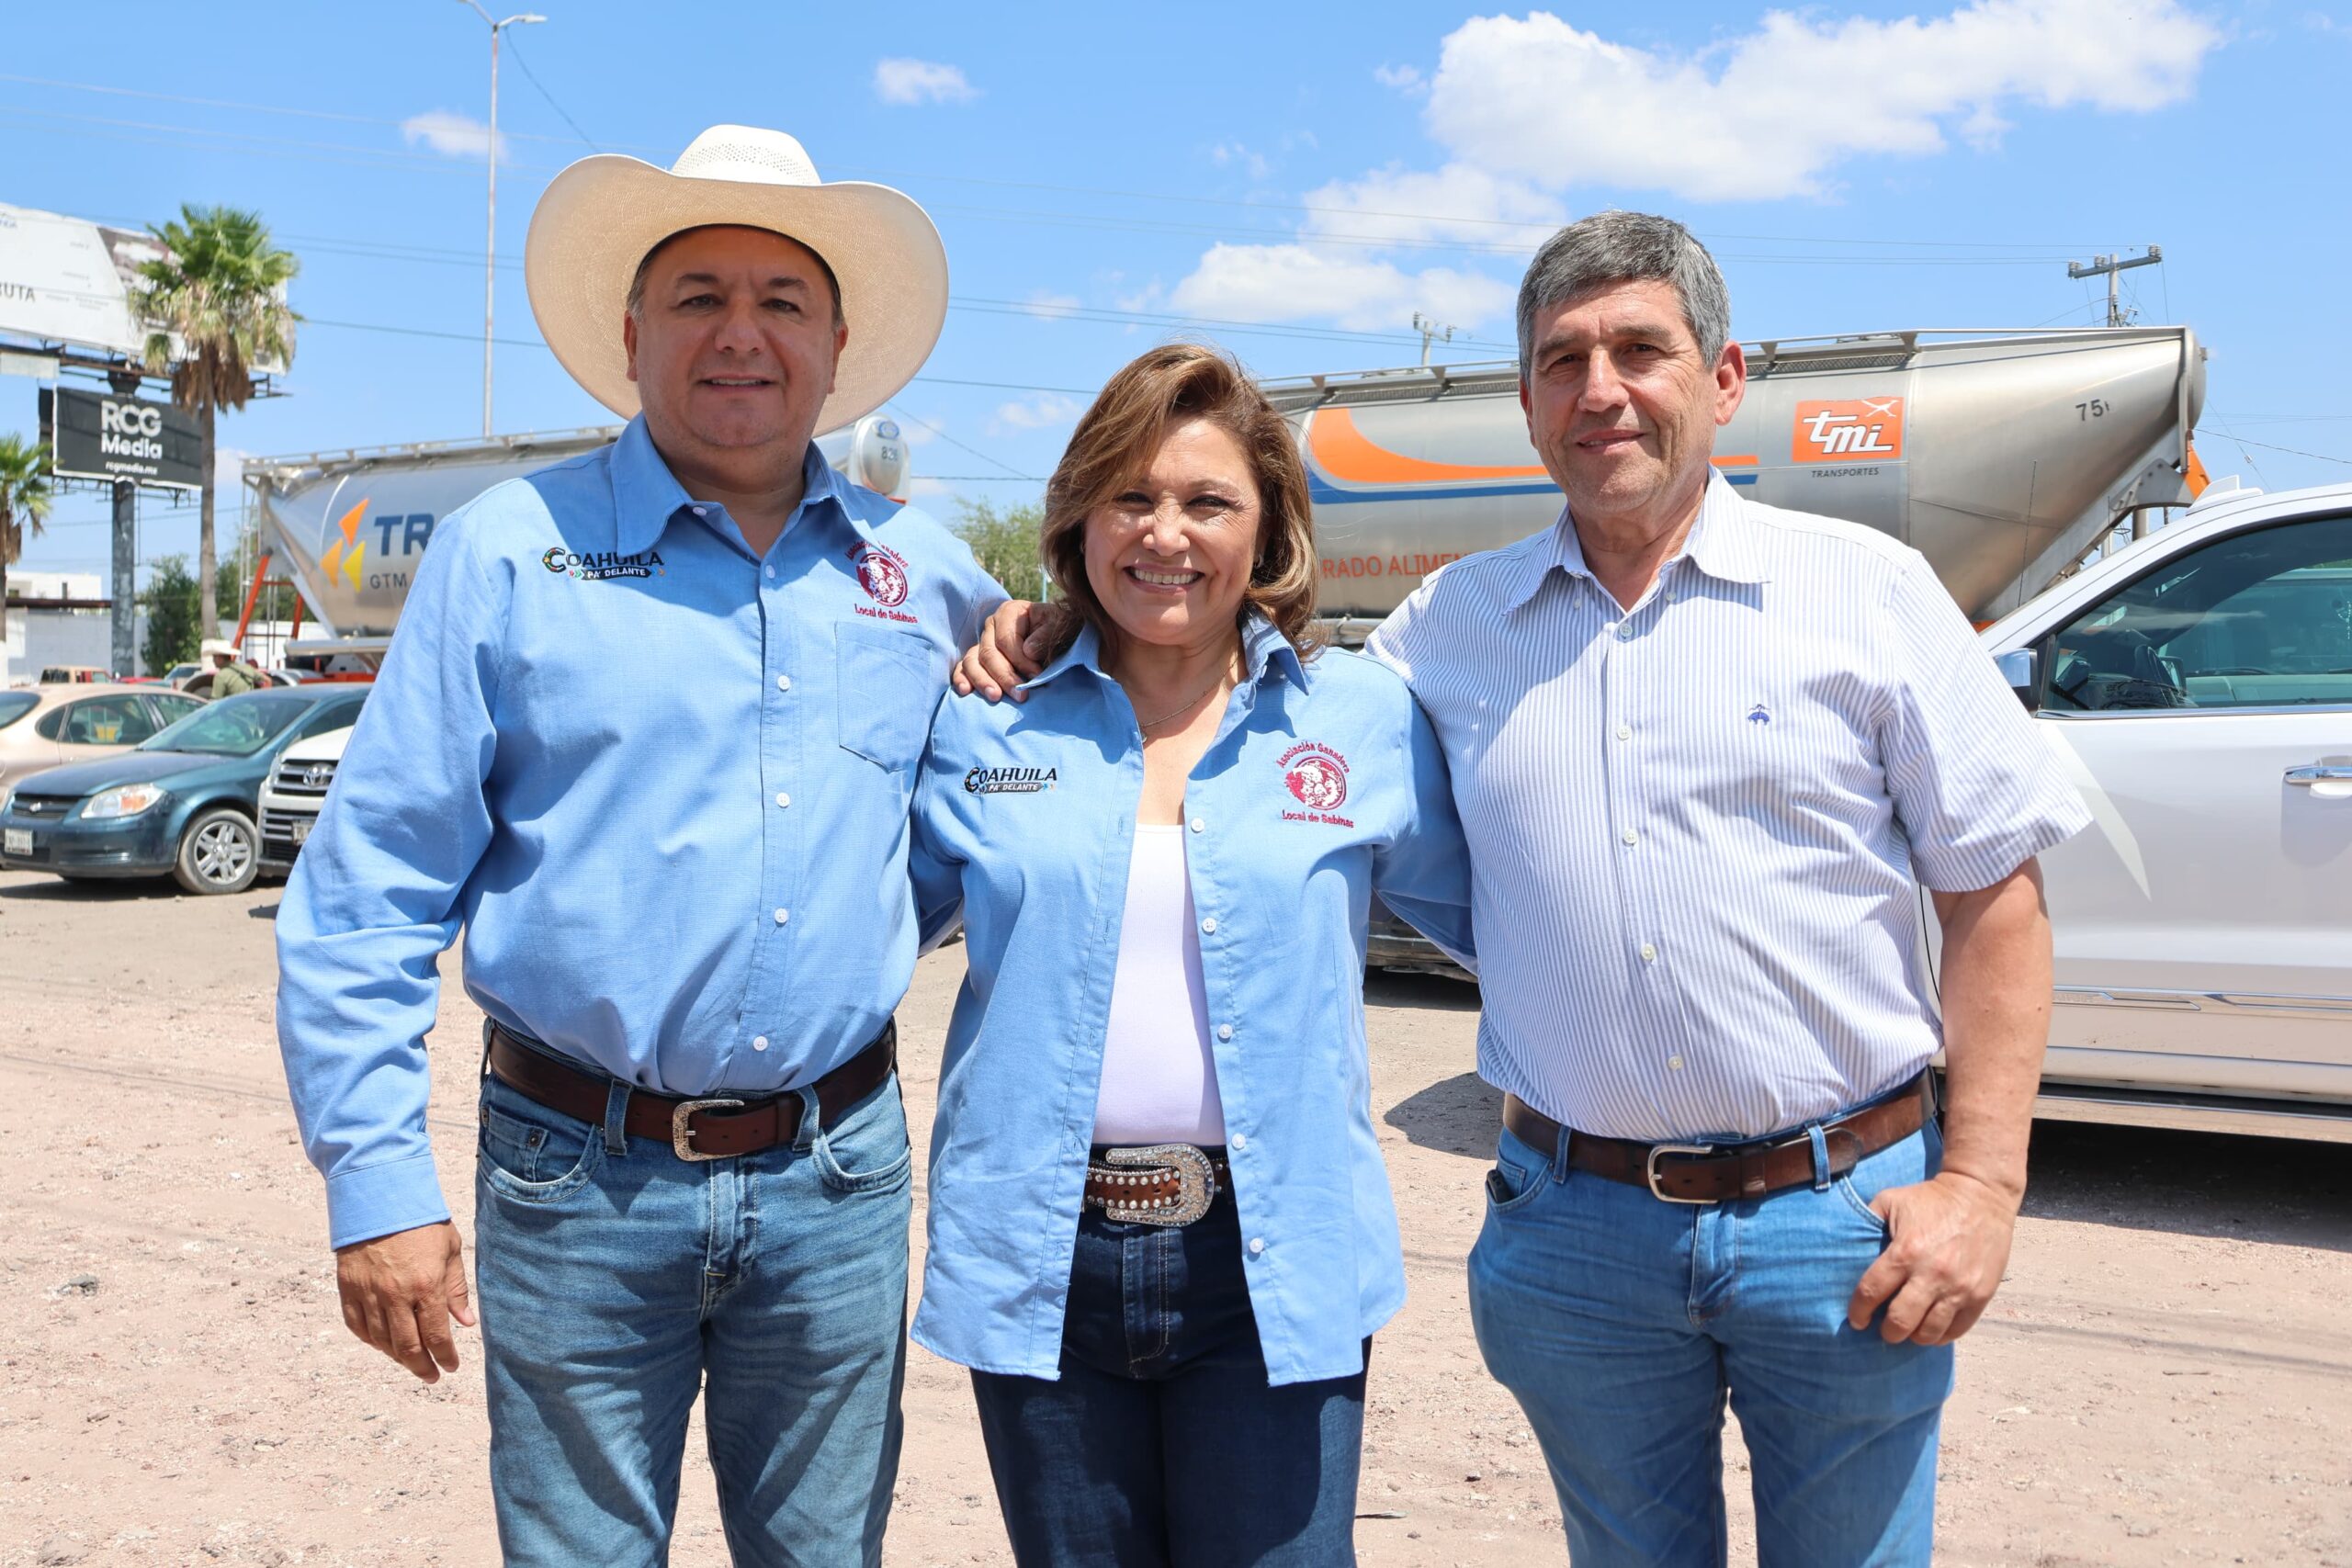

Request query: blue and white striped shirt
[{"left": 1369, "top": 473, "right": 2090, "bottom": 1144}]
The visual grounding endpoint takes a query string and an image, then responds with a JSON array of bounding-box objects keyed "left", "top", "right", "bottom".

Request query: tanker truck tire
[{"left": 175, "top": 807, "right": 260, "bottom": 896}]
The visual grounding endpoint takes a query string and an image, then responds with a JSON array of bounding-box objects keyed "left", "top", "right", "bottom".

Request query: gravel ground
[{"left": 0, "top": 868, "right": 2345, "bottom": 1566}]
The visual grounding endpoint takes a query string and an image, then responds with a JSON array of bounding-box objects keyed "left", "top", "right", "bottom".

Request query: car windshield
[
  {"left": 0, "top": 693, "right": 38, "bottom": 730},
  {"left": 140, "top": 691, "right": 315, "bottom": 757}
]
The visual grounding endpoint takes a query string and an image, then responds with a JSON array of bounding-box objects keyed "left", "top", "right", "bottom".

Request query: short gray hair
[
  {"left": 625, "top": 225, "right": 846, "bottom": 331},
  {"left": 1516, "top": 212, "right": 1731, "bottom": 371}
]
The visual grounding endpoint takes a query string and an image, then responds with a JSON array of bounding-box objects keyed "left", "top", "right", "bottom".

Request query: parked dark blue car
[{"left": 0, "top": 684, "right": 368, "bottom": 895}]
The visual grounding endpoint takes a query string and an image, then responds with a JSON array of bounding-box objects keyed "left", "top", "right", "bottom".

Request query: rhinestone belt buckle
[{"left": 1100, "top": 1144, "right": 1216, "bottom": 1226}]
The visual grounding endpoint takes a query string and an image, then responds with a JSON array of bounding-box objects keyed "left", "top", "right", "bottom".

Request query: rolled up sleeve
[
  {"left": 276, "top": 506, "right": 508, "bottom": 1249},
  {"left": 1878, "top": 553, "right": 2092, "bottom": 893}
]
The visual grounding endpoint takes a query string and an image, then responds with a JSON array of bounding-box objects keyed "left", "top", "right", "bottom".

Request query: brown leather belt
[
  {"left": 485, "top": 1021, "right": 896, "bottom": 1162},
  {"left": 1082, "top": 1144, "right": 1232, "bottom": 1227},
  {"left": 1501, "top": 1072, "right": 1933, "bottom": 1204}
]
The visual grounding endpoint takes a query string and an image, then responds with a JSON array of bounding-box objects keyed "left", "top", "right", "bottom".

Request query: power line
[
  {"left": 500, "top": 37, "right": 603, "bottom": 153},
  {"left": 884, "top": 402, "right": 1036, "bottom": 480}
]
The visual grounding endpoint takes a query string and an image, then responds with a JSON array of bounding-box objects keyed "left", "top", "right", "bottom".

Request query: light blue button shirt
[
  {"left": 907, "top": 615, "right": 1474, "bottom": 1385},
  {"left": 277, "top": 417, "right": 1001, "bottom": 1248},
  {"left": 1371, "top": 473, "right": 2091, "bottom": 1145}
]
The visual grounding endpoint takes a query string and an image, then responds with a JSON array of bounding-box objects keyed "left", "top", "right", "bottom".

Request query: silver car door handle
[{"left": 2284, "top": 765, "right": 2352, "bottom": 785}]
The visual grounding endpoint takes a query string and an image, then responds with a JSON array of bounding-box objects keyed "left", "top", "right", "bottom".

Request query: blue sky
[{"left": 6, "top": 0, "right": 2348, "bottom": 584}]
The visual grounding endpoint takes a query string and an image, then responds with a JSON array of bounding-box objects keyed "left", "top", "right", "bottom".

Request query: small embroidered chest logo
[{"left": 965, "top": 765, "right": 1057, "bottom": 795}]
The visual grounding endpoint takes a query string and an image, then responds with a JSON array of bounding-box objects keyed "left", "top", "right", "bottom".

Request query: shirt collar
[
  {"left": 1502, "top": 468, "right": 1769, "bottom": 612},
  {"left": 608, "top": 415, "right": 850, "bottom": 558},
  {"left": 1017, "top": 609, "right": 1309, "bottom": 697}
]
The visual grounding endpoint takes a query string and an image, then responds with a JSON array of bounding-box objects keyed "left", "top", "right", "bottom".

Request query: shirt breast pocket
[{"left": 835, "top": 621, "right": 939, "bottom": 774}]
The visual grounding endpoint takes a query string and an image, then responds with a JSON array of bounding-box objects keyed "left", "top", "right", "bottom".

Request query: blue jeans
[
  {"left": 968, "top": 1180, "right": 1367, "bottom": 1566},
  {"left": 471, "top": 1055, "right": 913, "bottom": 1567},
  {"left": 1469, "top": 1116, "right": 1952, "bottom": 1568}
]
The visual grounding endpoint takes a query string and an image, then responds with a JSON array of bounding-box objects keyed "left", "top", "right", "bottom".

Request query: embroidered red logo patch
[
  {"left": 1280, "top": 741, "right": 1350, "bottom": 811},
  {"left": 853, "top": 543, "right": 910, "bottom": 607}
]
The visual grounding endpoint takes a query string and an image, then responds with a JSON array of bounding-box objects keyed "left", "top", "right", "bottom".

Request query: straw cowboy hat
[{"left": 525, "top": 125, "right": 947, "bottom": 434}]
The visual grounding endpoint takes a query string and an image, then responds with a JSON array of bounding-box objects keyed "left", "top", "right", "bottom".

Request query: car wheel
[{"left": 174, "top": 807, "right": 260, "bottom": 895}]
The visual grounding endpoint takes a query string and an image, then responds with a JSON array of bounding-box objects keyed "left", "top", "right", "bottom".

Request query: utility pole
[
  {"left": 2067, "top": 246, "right": 2162, "bottom": 327},
  {"left": 1412, "top": 311, "right": 1455, "bottom": 367},
  {"left": 458, "top": 2, "right": 547, "bottom": 437},
  {"left": 107, "top": 369, "right": 141, "bottom": 677}
]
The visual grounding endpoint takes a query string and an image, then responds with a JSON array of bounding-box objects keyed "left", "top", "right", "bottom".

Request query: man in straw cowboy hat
[{"left": 277, "top": 125, "right": 1002, "bottom": 1563}]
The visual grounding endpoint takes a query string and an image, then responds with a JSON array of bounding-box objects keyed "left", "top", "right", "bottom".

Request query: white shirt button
[
  {"left": 1248, "top": 1236, "right": 1266, "bottom": 1256},
  {"left": 763, "top": 564, "right": 776, "bottom": 580},
  {"left": 775, "top": 792, "right": 791, "bottom": 808},
  {"left": 752, "top": 1035, "right": 769, "bottom": 1052},
  {"left": 1230, "top": 1133, "right": 1249, "bottom": 1151},
  {"left": 775, "top": 674, "right": 792, "bottom": 693},
  {"left": 1668, "top": 1055, "right": 1684, "bottom": 1071},
  {"left": 691, "top": 505, "right": 707, "bottom": 516},
  {"left": 1216, "top": 1023, "right": 1234, "bottom": 1042},
  {"left": 1618, "top": 624, "right": 1634, "bottom": 641},
  {"left": 1200, "top": 917, "right": 1217, "bottom": 935},
  {"left": 1621, "top": 829, "right": 1638, "bottom": 846},
  {"left": 1615, "top": 723, "right": 1633, "bottom": 741},
  {"left": 1640, "top": 942, "right": 1658, "bottom": 963},
  {"left": 1189, "top": 818, "right": 1204, "bottom": 833},
  {"left": 773, "top": 908, "right": 790, "bottom": 925}
]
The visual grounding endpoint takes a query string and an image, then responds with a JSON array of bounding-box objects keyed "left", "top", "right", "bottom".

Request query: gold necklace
[{"left": 1129, "top": 653, "right": 1238, "bottom": 733}]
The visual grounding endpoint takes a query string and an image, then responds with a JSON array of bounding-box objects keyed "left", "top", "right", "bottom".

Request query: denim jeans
[
  {"left": 471, "top": 1055, "right": 913, "bottom": 1568},
  {"left": 1469, "top": 1116, "right": 1952, "bottom": 1568},
  {"left": 968, "top": 1179, "right": 1368, "bottom": 1567}
]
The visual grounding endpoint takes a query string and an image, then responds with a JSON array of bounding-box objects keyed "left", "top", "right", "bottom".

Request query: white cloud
[
  {"left": 1170, "top": 244, "right": 1512, "bottom": 334},
  {"left": 1374, "top": 63, "right": 1427, "bottom": 94},
  {"left": 1210, "top": 141, "right": 1272, "bottom": 180},
  {"left": 874, "top": 58, "right": 978, "bottom": 106},
  {"left": 1301, "top": 162, "right": 1565, "bottom": 249},
  {"left": 989, "top": 393, "right": 1082, "bottom": 435},
  {"left": 904, "top": 476, "right": 956, "bottom": 502},
  {"left": 1022, "top": 291, "right": 1082, "bottom": 320},
  {"left": 1422, "top": 2, "right": 2222, "bottom": 202},
  {"left": 401, "top": 109, "right": 505, "bottom": 163}
]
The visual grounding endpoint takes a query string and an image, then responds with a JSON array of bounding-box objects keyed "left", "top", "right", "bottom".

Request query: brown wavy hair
[{"left": 1039, "top": 344, "right": 1321, "bottom": 661}]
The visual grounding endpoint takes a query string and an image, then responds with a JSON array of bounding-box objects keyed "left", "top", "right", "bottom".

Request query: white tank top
[{"left": 1091, "top": 825, "right": 1227, "bottom": 1146}]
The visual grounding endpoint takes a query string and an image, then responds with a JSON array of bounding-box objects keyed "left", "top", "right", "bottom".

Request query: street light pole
[{"left": 458, "top": 2, "right": 546, "bottom": 438}]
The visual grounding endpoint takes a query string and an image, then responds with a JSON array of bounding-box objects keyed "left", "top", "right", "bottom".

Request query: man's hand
[
  {"left": 1845, "top": 1169, "right": 2019, "bottom": 1346},
  {"left": 951, "top": 600, "right": 1061, "bottom": 701},
  {"left": 335, "top": 1221, "right": 476, "bottom": 1382}
]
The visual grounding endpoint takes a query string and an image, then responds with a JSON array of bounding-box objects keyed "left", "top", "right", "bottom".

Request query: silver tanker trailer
[
  {"left": 243, "top": 413, "right": 912, "bottom": 658},
  {"left": 1271, "top": 324, "right": 2206, "bottom": 625},
  {"left": 249, "top": 327, "right": 2203, "bottom": 660}
]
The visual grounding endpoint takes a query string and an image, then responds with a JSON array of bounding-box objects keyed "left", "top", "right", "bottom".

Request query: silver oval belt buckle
[{"left": 1101, "top": 1144, "right": 1216, "bottom": 1226}]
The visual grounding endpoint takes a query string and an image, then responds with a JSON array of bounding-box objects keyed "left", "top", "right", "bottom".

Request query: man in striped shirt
[
  {"left": 953, "top": 212, "right": 2087, "bottom": 1565},
  {"left": 1366, "top": 213, "right": 2090, "bottom": 1565}
]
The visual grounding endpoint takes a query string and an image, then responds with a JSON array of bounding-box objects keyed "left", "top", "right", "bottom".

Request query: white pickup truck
[{"left": 1979, "top": 479, "right": 2352, "bottom": 1143}]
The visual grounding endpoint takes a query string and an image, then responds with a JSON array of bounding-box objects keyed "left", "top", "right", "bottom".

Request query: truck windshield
[
  {"left": 140, "top": 692, "right": 313, "bottom": 757},
  {"left": 0, "top": 693, "right": 37, "bottom": 730}
]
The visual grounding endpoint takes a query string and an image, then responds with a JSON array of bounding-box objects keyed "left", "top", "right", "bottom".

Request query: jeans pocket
[
  {"left": 1484, "top": 1136, "right": 1548, "bottom": 1216},
  {"left": 477, "top": 1089, "right": 604, "bottom": 1204},
  {"left": 811, "top": 1079, "right": 915, "bottom": 1195},
  {"left": 1834, "top": 1174, "right": 1894, "bottom": 1234}
]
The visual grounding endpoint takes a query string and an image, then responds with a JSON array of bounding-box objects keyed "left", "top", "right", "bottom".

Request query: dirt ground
[{"left": 0, "top": 868, "right": 2346, "bottom": 1567}]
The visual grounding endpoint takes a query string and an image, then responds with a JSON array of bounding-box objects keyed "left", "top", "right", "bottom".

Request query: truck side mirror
[{"left": 1995, "top": 648, "right": 2041, "bottom": 712}]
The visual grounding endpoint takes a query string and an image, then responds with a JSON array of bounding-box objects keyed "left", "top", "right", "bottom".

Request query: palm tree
[
  {"left": 134, "top": 205, "right": 300, "bottom": 637},
  {"left": 0, "top": 434, "right": 57, "bottom": 666}
]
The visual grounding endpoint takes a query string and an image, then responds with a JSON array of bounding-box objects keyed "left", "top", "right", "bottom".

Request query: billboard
[
  {"left": 0, "top": 202, "right": 172, "bottom": 359},
  {"left": 39, "top": 386, "right": 205, "bottom": 491}
]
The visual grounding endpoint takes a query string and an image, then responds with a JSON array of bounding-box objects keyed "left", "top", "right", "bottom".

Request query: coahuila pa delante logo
[
  {"left": 542, "top": 546, "right": 665, "bottom": 581},
  {"left": 964, "top": 764, "right": 1058, "bottom": 795}
]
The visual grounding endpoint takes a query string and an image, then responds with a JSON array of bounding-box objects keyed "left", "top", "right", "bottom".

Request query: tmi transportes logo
[
  {"left": 1792, "top": 398, "right": 1905, "bottom": 463},
  {"left": 1280, "top": 741, "right": 1350, "bottom": 812}
]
